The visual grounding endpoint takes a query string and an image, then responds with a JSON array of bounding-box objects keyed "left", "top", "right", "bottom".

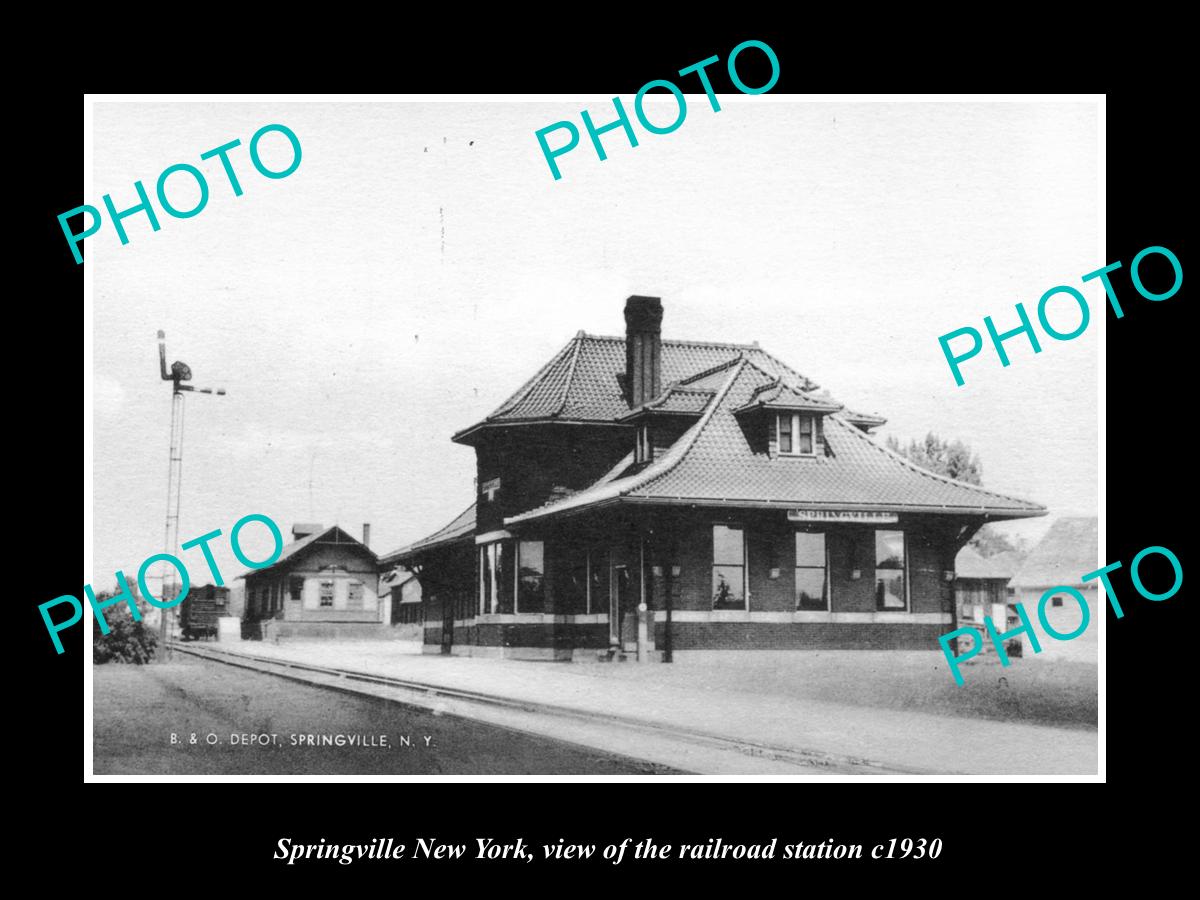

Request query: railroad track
[{"left": 170, "top": 641, "right": 931, "bottom": 775}]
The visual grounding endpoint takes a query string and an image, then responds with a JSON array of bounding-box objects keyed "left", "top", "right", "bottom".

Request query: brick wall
[{"left": 474, "top": 426, "right": 631, "bottom": 534}]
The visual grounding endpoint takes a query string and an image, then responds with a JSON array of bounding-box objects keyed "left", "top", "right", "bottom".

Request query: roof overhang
[
  {"left": 616, "top": 407, "right": 705, "bottom": 424},
  {"left": 505, "top": 495, "right": 1047, "bottom": 527},
  {"left": 733, "top": 399, "right": 844, "bottom": 416},
  {"left": 452, "top": 418, "right": 632, "bottom": 446}
]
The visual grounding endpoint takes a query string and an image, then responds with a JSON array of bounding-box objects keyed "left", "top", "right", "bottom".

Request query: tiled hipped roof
[
  {"left": 455, "top": 333, "right": 848, "bottom": 435},
  {"left": 506, "top": 357, "right": 1044, "bottom": 524}
]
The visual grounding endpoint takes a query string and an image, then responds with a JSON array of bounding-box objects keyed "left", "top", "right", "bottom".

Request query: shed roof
[
  {"left": 1010, "top": 517, "right": 1099, "bottom": 589},
  {"left": 955, "top": 546, "right": 1023, "bottom": 580},
  {"left": 380, "top": 502, "right": 477, "bottom": 566}
]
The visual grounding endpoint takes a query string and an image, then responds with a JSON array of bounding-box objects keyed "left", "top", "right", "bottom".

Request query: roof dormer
[
  {"left": 618, "top": 383, "right": 715, "bottom": 465},
  {"left": 733, "top": 378, "right": 842, "bottom": 458}
]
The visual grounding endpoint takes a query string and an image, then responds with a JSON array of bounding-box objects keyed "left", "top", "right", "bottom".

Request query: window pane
[
  {"left": 289, "top": 577, "right": 304, "bottom": 601},
  {"left": 713, "top": 525, "right": 744, "bottom": 565},
  {"left": 590, "top": 550, "right": 609, "bottom": 612},
  {"left": 799, "top": 416, "right": 813, "bottom": 454},
  {"left": 795, "top": 531, "right": 825, "bottom": 567},
  {"left": 319, "top": 581, "right": 334, "bottom": 607},
  {"left": 795, "top": 568, "right": 827, "bottom": 611},
  {"left": 712, "top": 565, "right": 744, "bottom": 608},
  {"left": 876, "top": 530, "right": 905, "bottom": 569},
  {"left": 779, "top": 415, "right": 792, "bottom": 453},
  {"left": 561, "top": 545, "right": 588, "bottom": 614},
  {"left": 348, "top": 581, "right": 364, "bottom": 609},
  {"left": 876, "top": 571, "right": 906, "bottom": 609},
  {"left": 480, "top": 546, "right": 493, "bottom": 613},
  {"left": 496, "top": 541, "right": 514, "bottom": 614},
  {"left": 518, "top": 540, "right": 545, "bottom": 613}
]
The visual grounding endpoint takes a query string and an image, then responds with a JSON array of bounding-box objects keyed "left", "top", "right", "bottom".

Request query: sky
[{"left": 89, "top": 99, "right": 1100, "bottom": 591}]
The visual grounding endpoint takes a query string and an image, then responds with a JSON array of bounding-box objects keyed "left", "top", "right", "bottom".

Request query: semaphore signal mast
[{"left": 157, "top": 330, "right": 225, "bottom": 657}]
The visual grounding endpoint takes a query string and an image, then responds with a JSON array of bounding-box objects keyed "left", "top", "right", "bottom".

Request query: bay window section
[{"left": 874, "top": 530, "right": 907, "bottom": 610}]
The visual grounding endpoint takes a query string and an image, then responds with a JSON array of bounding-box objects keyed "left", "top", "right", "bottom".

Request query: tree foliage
[
  {"left": 885, "top": 432, "right": 983, "bottom": 485},
  {"left": 92, "top": 594, "right": 158, "bottom": 664},
  {"left": 969, "top": 524, "right": 1030, "bottom": 559},
  {"left": 885, "top": 433, "right": 1031, "bottom": 560}
]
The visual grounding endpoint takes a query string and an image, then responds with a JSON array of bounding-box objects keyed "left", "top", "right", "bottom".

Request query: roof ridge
[
  {"left": 677, "top": 355, "right": 746, "bottom": 385},
  {"left": 487, "top": 336, "right": 577, "bottom": 420},
  {"left": 745, "top": 346, "right": 821, "bottom": 393},
  {"left": 633, "top": 359, "right": 747, "bottom": 495},
  {"left": 579, "top": 332, "right": 760, "bottom": 351},
  {"left": 831, "top": 416, "right": 1045, "bottom": 510},
  {"left": 553, "top": 332, "right": 585, "bottom": 417},
  {"left": 381, "top": 500, "right": 477, "bottom": 562}
]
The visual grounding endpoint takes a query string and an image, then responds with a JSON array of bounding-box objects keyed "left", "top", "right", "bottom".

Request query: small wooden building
[
  {"left": 242, "top": 523, "right": 384, "bottom": 640},
  {"left": 1009, "top": 517, "right": 1098, "bottom": 662},
  {"left": 954, "top": 547, "right": 1021, "bottom": 629}
]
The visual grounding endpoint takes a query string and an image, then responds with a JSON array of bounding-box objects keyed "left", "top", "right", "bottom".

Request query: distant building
[
  {"left": 379, "top": 566, "right": 423, "bottom": 628},
  {"left": 242, "top": 523, "right": 383, "bottom": 640},
  {"left": 954, "top": 547, "right": 1022, "bottom": 629},
  {"left": 953, "top": 546, "right": 1023, "bottom": 655},
  {"left": 1009, "top": 517, "right": 1098, "bottom": 661}
]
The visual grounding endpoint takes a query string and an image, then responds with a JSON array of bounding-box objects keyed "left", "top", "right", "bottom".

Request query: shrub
[{"left": 92, "top": 599, "right": 158, "bottom": 664}]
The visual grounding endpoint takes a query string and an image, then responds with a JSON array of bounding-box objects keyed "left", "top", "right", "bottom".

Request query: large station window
[
  {"left": 795, "top": 531, "right": 829, "bottom": 611},
  {"left": 875, "top": 530, "right": 907, "bottom": 610},
  {"left": 712, "top": 524, "right": 746, "bottom": 610},
  {"left": 590, "top": 550, "right": 610, "bottom": 615},
  {"left": 478, "top": 540, "right": 514, "bottom": 614},
  {"left": 517, "top": 540, "right": 546, "bottom": 613}
]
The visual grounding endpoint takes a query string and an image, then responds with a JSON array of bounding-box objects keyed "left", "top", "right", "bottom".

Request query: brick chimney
[
  {"left": 624, "top": 295, "right": 663, "bottom": 407},
  {"left": 362, "top": 523, "right": 371, "bottom": 547}
]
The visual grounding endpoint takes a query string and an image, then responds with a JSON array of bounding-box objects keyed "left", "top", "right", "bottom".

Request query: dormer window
[
  {"left": 635, "top": 424, "right": 652, "bottom": 463},
  {"left": 777, "top": 413, "right": 816, "bottom": 456}
]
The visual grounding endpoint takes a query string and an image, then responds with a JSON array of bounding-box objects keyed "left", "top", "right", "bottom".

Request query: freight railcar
[{"left": 179, "top": 584, "right": 231, "bottom": 640}]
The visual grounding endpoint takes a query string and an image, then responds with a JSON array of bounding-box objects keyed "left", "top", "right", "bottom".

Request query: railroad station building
[
  {"left": 384, "top": 296, "right": 1045, "bottom": 660},
  {"left": 243, "top": 523, "right": 384, "bottom": 640}
]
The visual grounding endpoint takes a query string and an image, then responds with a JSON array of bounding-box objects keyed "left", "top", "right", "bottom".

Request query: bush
[{"left": 93, "top": 600, "right": 158, "bottom": 664}]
